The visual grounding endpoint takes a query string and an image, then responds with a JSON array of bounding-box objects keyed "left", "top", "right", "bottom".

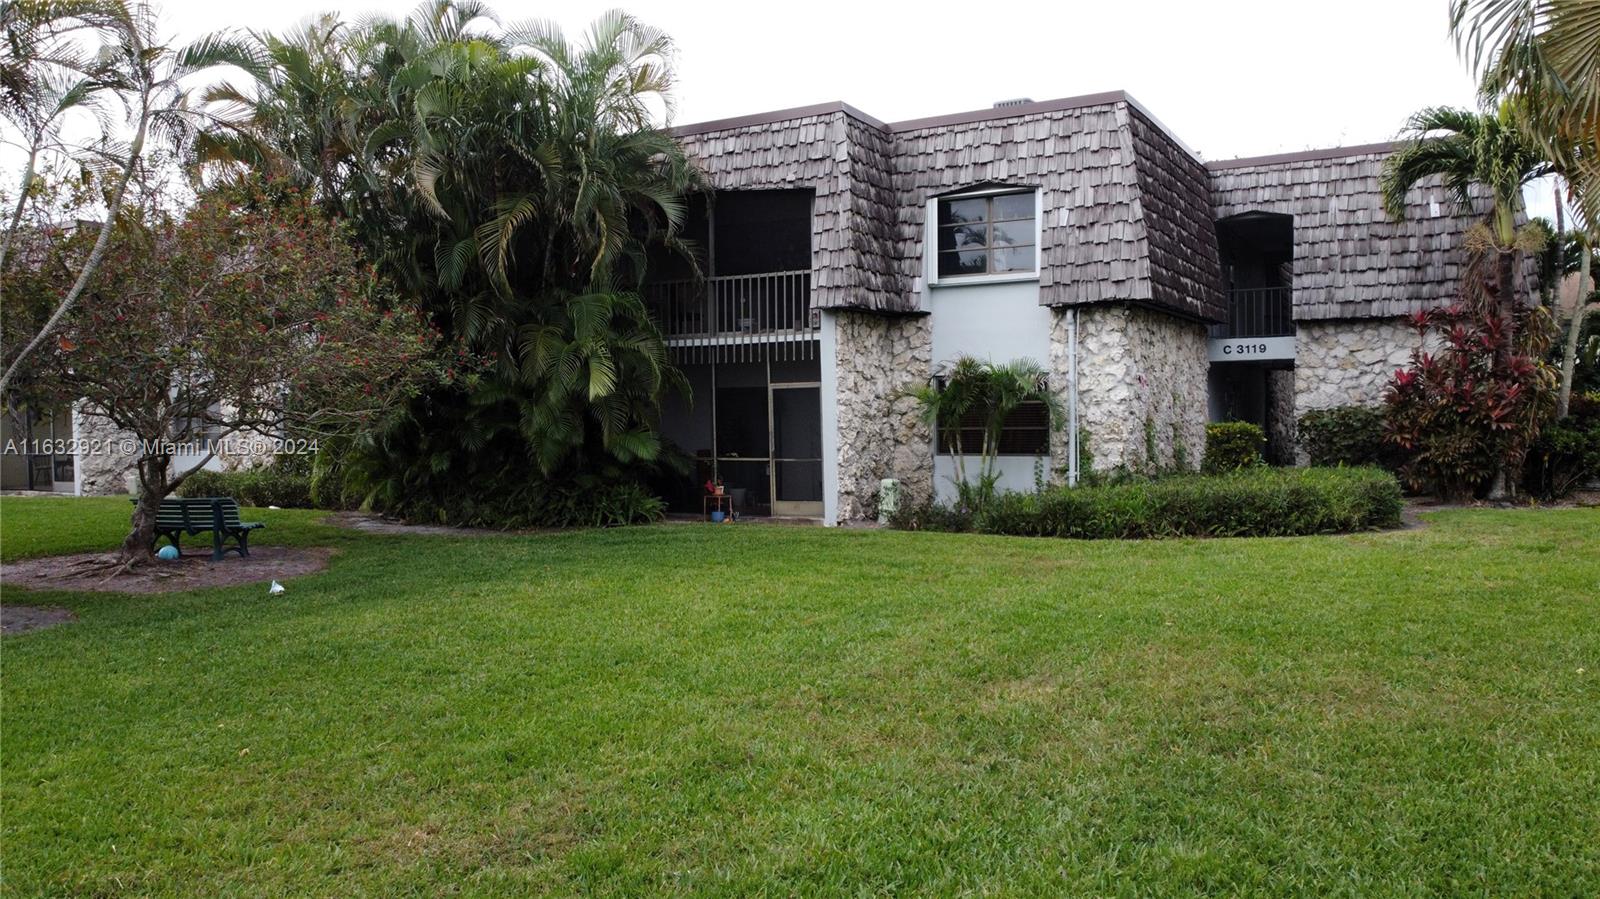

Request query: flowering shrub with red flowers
[{"left": 1383, "top": 271, "right": 1558, "bottom": 501}]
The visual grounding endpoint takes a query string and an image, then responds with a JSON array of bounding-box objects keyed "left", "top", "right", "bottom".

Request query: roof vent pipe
[{"left": 992, "top": 98, "right": 1034, "bottom": 109}]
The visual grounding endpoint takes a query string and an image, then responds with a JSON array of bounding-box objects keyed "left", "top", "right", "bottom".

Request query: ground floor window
[{"left": 937, "top": 400, "right": 1051, "bottom": 456}]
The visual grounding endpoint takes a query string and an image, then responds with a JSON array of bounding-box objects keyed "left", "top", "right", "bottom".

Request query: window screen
[{"left": 937, "top": 400, "right": 1051, "bottom": 456}]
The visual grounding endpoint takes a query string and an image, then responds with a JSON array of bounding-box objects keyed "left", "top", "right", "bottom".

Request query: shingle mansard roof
[{"left": 672, "top": 92, "right": 1494, "bottom": 324}]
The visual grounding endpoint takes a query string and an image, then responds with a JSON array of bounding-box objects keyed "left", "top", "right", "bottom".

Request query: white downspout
[{"left": 1067, "top": 308, "right": 1079, "bottom": 487}]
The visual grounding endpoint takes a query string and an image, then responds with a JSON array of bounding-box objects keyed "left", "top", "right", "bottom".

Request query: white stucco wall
[
  {"left": 929, "top": 280, "right": 1053, "bottom": 368},
  {"left": 927, "top": 278, "right": 1055, "bottom": 505}
]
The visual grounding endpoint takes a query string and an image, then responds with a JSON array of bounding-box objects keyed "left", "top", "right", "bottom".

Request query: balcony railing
[
  {"left": 644, "top": 270, "right": 816, "bottom": 363},
  {"left": 1211, "top": 286, "right": 1294, "bottom": 339}
]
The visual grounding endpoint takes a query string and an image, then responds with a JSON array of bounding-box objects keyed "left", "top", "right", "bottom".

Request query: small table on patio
[{"left": 702, "top": 493, "right": 735, "bottom": 522}]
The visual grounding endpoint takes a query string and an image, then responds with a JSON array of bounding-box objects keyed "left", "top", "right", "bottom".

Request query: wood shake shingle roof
[
  {"left": 670, "top": 93, "right": 1495, "bottom": 323},
  {"left": 1208, "top": 146, "right": 1494, "bottom": 321},
  {"left": 674, "top": 107, "right": 905, "bottom": 312}
]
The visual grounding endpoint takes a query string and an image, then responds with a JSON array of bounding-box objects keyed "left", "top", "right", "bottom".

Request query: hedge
[
  {"left": 896, "top": 467, "right": 1403, "bottom": 539},
  {"left": 176, "top": 467, "right": 314, "bottom": 509}
]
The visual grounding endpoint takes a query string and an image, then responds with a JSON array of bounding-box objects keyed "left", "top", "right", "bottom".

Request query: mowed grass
[{"left": 1, "top": 495, "right": 1598, "bottom": 897}]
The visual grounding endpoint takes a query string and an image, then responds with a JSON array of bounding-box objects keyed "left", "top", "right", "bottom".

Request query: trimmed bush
[
  {"left": 963, "top": 467, "right": 1402, "bottom": 539},
  {"left": 177, "top": 465, "right": 314, "bottom": 508},
  {"left": 1299, "top": 405, "right": 1400, "bottom": 469},
  {"left": 1202, "top": 422, "right": 1266, "bottom": 473}
]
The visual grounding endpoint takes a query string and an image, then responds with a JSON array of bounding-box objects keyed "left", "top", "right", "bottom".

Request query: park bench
[{"left": 136, "top": 496, "right": 264, "bottom": 561}]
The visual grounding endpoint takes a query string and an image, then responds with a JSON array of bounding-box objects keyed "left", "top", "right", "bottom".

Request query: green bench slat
[{"left": 136, "top": 496, "right": 265, "bottom": 560}]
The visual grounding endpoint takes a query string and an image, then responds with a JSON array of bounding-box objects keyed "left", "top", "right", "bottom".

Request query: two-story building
[{"left": 646, "top": 91, "right": 1489, "bottom": 524}]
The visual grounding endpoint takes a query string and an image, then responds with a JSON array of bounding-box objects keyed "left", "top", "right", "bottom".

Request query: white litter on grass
[{"left": 268, "top": 580, "right": 286, "bottom": 595}]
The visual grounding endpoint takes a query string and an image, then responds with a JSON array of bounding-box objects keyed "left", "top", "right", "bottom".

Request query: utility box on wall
[{"left": 878, "top": 478, "right": 900, "bottom": 524}]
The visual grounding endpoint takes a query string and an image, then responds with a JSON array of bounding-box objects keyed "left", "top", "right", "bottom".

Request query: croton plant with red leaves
[{"left": 1383, "top": 274, "right": 1557, "bottom": 501}]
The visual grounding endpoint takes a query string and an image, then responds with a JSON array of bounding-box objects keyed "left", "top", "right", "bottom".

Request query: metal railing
[
  {"left": 1211, "top": 286, "right": 1294, "bottom": 339},
  {"left": 644, "top": 270, "right": 816, "bottom": 363}
]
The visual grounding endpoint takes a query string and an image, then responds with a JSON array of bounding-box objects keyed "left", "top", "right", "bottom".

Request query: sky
[
  {"left": 10, "top": 0, "right": 1566, "bottom": 218},
  {"left": 153, "top": 0, "right": 1478, "bottom": 158}
]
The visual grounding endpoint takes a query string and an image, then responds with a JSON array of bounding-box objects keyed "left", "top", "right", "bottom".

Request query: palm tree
[
  {"left": 177, "top": 15, "right": 366, "bottom": 199},
  {"left": 1449, "top": 0, "right": 1600, "bottom": 417},
  {"left": 1452, "top": 1, "right": 1600, "bottom": 221},
  {"left": 1381, "top": 104, "right": 1552, "bottom": 338},
  {"left": 908, "top": 356, "right": 1061, "bottom": 508},
  {"left": 181, "top": 2, "right": 703, "bottom": 516}
]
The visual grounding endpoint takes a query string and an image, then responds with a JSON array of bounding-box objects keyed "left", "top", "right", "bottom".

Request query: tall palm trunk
[
  {"left": 1497, "top": 248, "right": 1519, "bottom": 347},
  {"left": 1558, "top": 233, "right": 1595, "bottom": 419}
]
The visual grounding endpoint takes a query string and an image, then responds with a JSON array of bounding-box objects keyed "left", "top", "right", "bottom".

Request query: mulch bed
[{"left": 1, "top": 546, "right": 334, "bottom": 597}]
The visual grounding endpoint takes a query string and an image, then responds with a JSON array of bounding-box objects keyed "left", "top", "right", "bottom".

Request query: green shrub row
[
  {"left": 892, "top": 466, "right": 1403, "bottom": 539},
  {"left": 176, "top": 466, "right": 314, "bottom": 508}
]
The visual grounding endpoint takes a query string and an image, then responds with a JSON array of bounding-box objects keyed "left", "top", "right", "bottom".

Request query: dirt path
[
  {"left": 0, "top": 605, "right": 76, "bottom": 635},
  {"left": 322, "top": 511, "right": 523, "bottom": 537}
]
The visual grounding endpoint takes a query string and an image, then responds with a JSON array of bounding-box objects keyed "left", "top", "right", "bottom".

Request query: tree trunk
[
  {"left": 1558, "top": 235, "right": 1594, "bottom": 419},
  {"left": 118, "top": 452, "right": 170, "bottom": 566},
  {"left": 1496, "top": 249, "right": 1519, "bottom": 353},
  {"left": 1483, "top": 248, "right": 1522, "bottom": 501},
  {"left": 0, "top": 142, "right": 40, "bottom": 282},
  {"left": 1486, "top": 467, "right": 1511, "bottom": 503}
]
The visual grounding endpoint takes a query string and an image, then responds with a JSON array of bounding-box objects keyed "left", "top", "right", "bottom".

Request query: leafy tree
[
  {"left": 0, "top": 0, "right": 249, "bottom": 396},
  {"left": 907, "top": 356, "right": 1060, "bottom": 510},
  {"left": 1, "top": 0, "right": 156, "bottom": 394},
  {"left": 2, "top": 182, "right": 435, "bottom": 565}
]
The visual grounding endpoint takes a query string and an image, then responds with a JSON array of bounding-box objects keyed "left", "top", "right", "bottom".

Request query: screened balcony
[
  {"left": 644, "top": 271, "right": 815, "bottom": 362},
  {"left": 643, "top": 188, "right": 816, "bottom": 363}
]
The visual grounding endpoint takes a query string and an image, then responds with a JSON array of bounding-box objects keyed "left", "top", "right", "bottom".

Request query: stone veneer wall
[
  {"left": 71, "top": 402, "right": 277, "bottom": 496},
  {"left": 1052, "top": 304, "right": 1209, "bottom": 474},
  {"left": 1290, "top": 317, "right": 1426, "bottom": 463},
  {"left": 831, "top": 310, "right": 932, "bottom": 519},
  {"left": 73, "top": 405, "right": 137, "bottom": 495},
  {"left": 1292, "top": 318, "right": 1422, "bottom": 413}
]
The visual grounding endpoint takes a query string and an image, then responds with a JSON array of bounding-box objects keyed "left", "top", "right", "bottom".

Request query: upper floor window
[{"left": 936, "top": 190, "right": 1036, "bottom": 278}]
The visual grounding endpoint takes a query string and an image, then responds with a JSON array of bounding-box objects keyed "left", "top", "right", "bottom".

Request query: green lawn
[{"left": 2, "top": 495, "right": 1597, "bottom": 896}]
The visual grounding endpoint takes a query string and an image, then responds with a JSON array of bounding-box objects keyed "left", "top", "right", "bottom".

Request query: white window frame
[{"left": 925, "top": 185, "right": 1043, "bottom": 287}]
